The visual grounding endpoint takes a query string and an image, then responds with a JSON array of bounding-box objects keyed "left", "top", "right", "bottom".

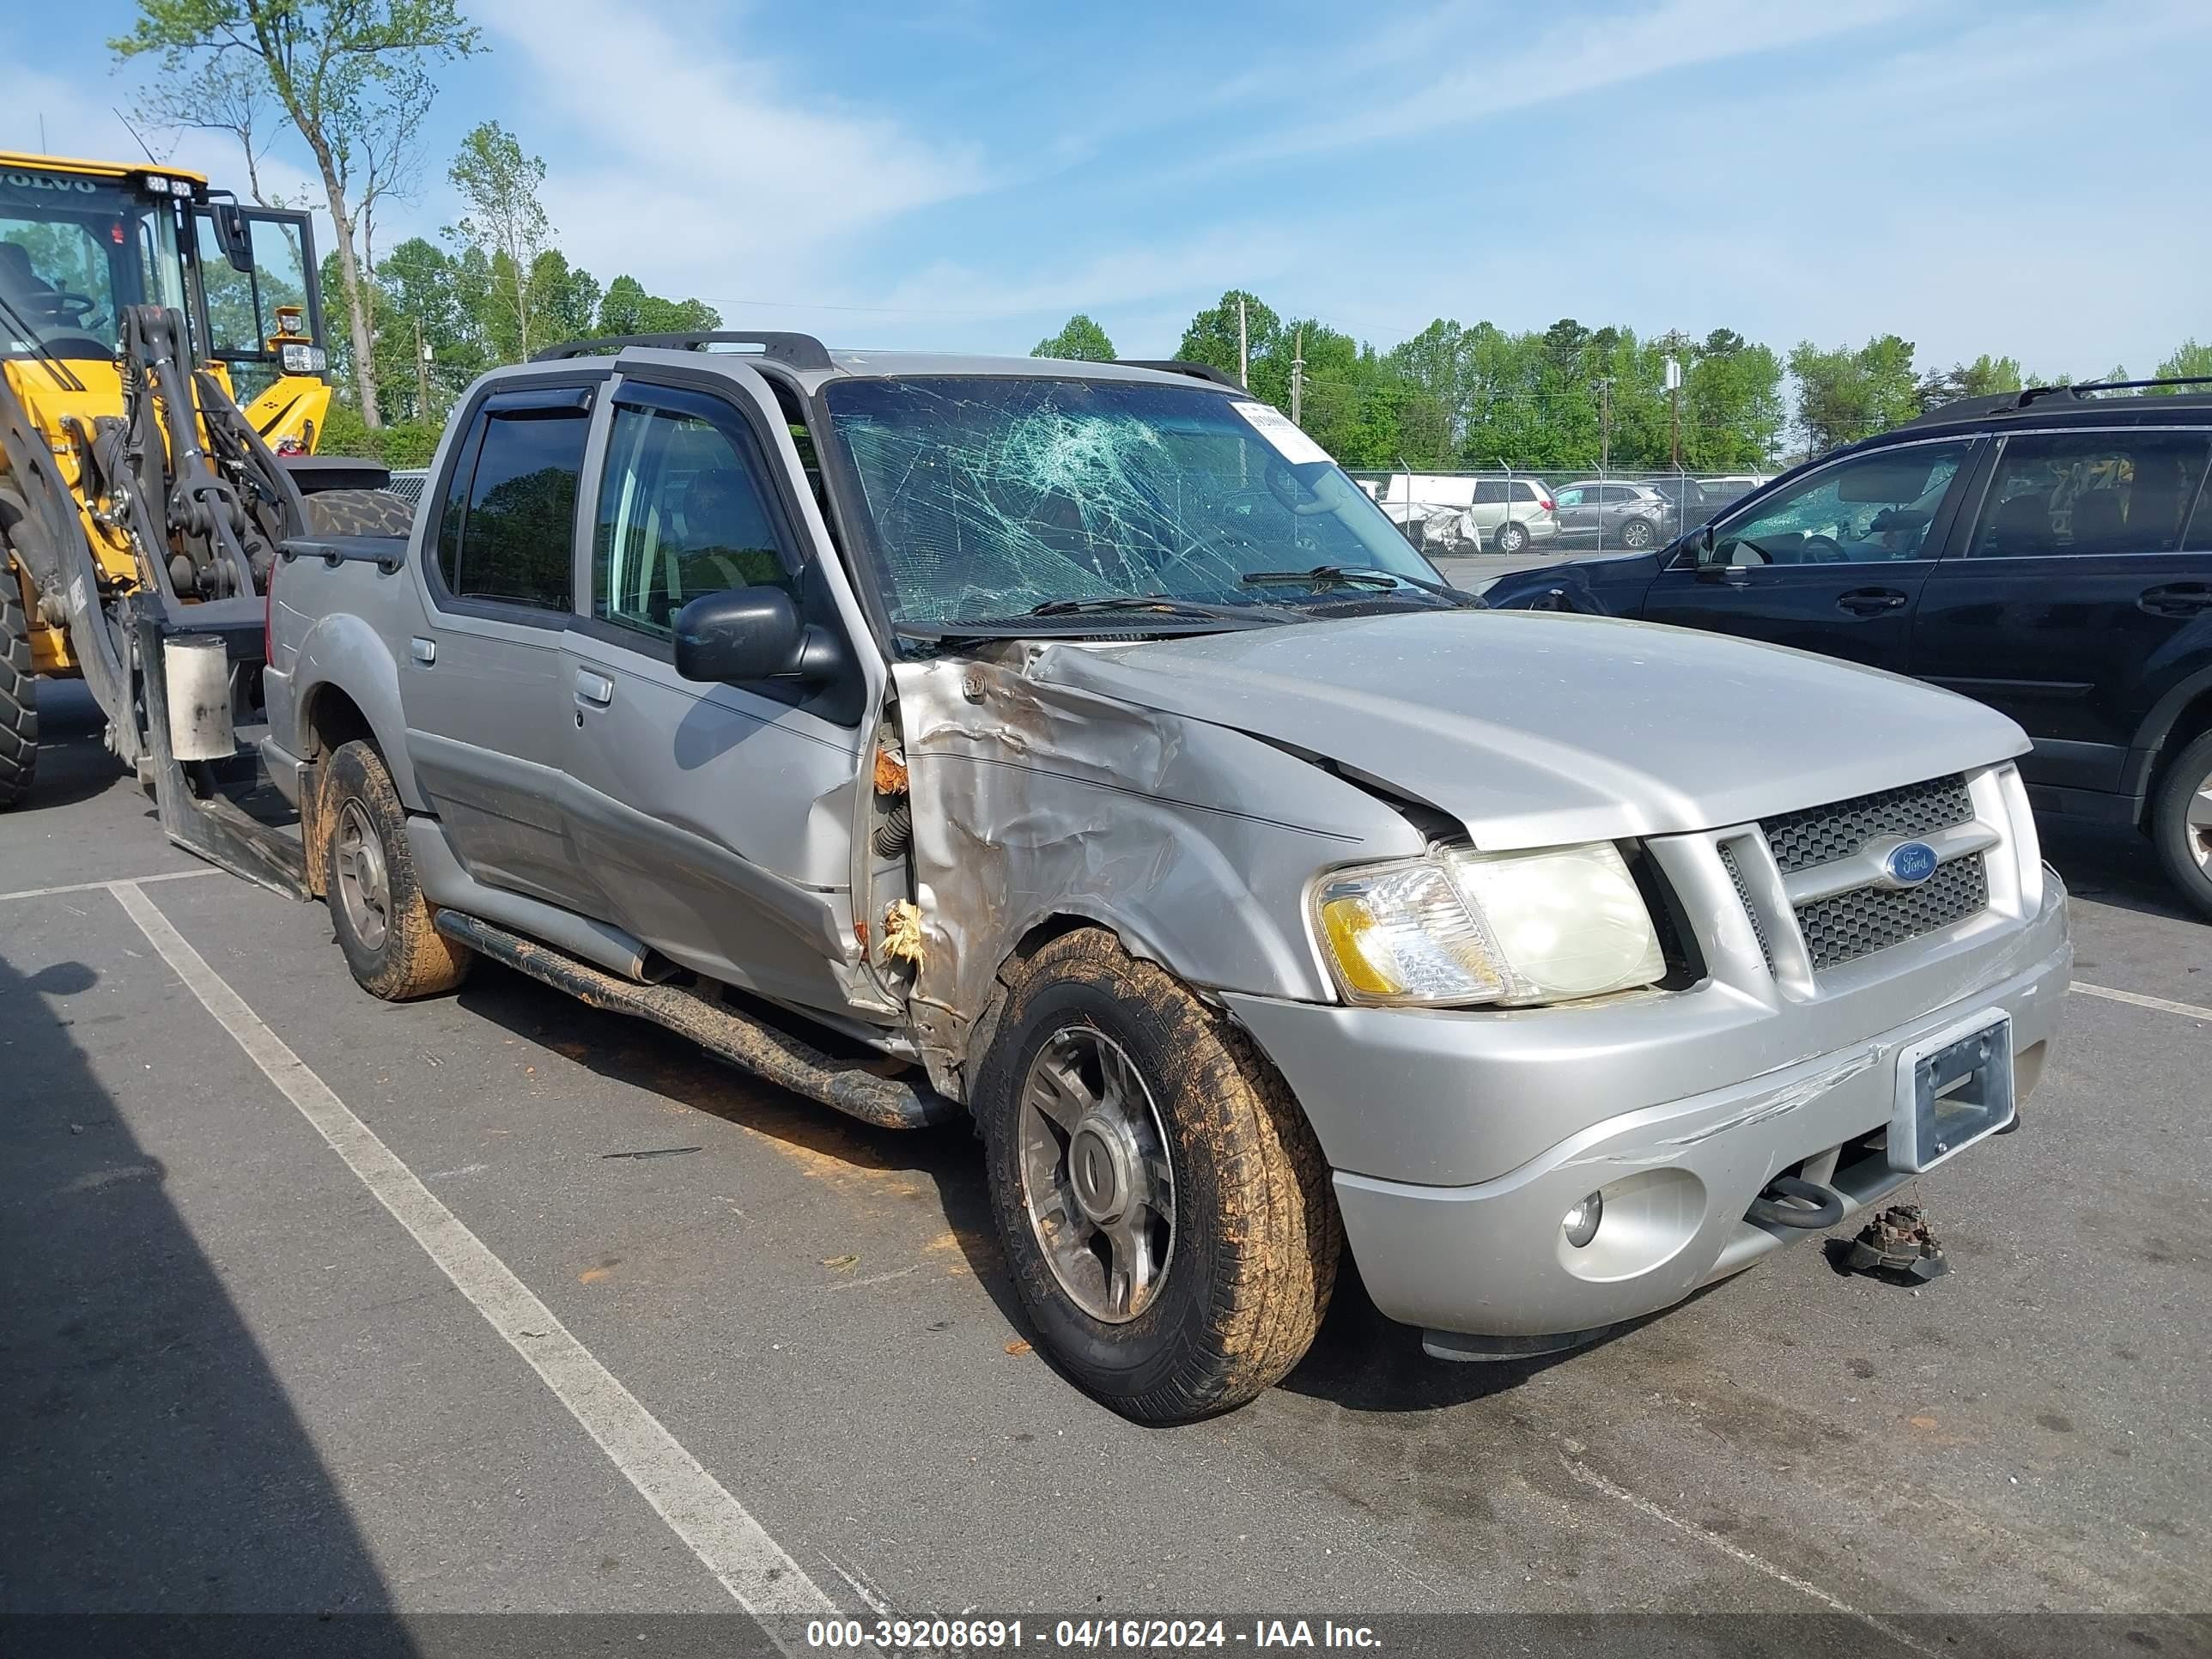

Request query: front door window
[{"left": 1710, "top": 441, "right": 1972, "bottom": 567}]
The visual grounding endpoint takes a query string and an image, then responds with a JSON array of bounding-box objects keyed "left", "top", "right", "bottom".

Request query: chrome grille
[
  {"left": 1760, "top": 775, "right": 1974, "bottom": 875},
  {"left": 1716, "top": 841, "right": 1775, "bottom": 973},
  {"left": 1796, "top": 856, "right": 1989, "bottom": 971}
]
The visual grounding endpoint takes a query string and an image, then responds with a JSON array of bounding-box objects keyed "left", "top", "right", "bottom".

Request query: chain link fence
[{"left": 1344, "top": 467, "right": 1774, "bottom": 556}]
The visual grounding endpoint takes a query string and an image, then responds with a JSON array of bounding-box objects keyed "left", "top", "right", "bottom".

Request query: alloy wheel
[{"left": 1017, "top": 1025, "right": 1176, "bottom": 1323}]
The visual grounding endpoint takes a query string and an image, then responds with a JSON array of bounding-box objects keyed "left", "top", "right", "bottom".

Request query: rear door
[
  {"left": 558, "top": 366, "right": 878, "bottom": 1015},
  {"left": 404, "top": 382, "right": 596, "bottom": 904},
  {"left": 1911, "top": 425, "right": 2212, "bottom": 801},
  {"left": 1638, "top": 436, "right": 1977, "bottom": 672},
  {"left": 1553, "top": 485, "right": 1597, "bottom": 543}
]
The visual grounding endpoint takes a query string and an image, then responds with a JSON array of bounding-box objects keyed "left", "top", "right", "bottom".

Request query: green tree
[
  {"left": 1917, "top": 353, "right": 2023, "bottom": 411},
  {"left": 2152, "top": 338, "right": 2212, "bottom": 390},
  {"left": 1031, "top": 314, "right": 1115, "bottom": 362},
  {"left": 1176, "top": 290, "right": 1279, "bottom": 386},
  {"left": 1790, "top": 334, "right": 1919, "bottom": 453},
  {"left": 595, "top": 275, "right": 720, "bottom": 337},
  {"left": 113, "top": 0, "right": 480, "bottom": 427},
  {"left": 447, "top": 121, "right": 555, "bottom": 359}
]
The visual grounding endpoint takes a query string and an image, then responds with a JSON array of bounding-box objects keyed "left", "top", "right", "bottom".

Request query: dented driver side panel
[{"left": 889, "top": 647, "right": 1425, "bottom": 1096}]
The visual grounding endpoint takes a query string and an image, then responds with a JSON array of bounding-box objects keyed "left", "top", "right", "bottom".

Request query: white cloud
[{"left": 469, "top": 0, "right": 987, "bottom": 303}]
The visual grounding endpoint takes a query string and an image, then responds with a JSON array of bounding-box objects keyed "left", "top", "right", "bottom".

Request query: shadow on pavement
[
  {"left": 0, "top": 935, "right": 411, "bottom": 1651},
  {"left": 2041, "top": 821, "right": 2196, "bottom": 925}
]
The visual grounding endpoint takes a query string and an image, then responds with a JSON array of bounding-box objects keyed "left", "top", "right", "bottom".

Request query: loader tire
[
  {"left": 974, "top": 928, "right": 1340, "bottom": 1422},
  {"left": 0, "top": 579, "right": 36, "bottom": 810},
  {"left": 322, "top": 739, "right": 471, "bottom": 1000},
  {"left": 302, "top": 488, "right": 417, "bottom": 540}
]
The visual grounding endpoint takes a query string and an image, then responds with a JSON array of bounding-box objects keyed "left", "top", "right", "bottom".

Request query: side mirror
[
  {"left": 672, "top": 586, "right": 842, "bottom": 685},
  {"left": 211, "top": 203, "right": 254, "bottom": 274}
]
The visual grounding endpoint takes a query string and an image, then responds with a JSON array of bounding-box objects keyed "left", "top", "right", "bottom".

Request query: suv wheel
[
  {"left": 322, "top": 739, "right": 473, "bottom": 998},
  {"left": 1494, "top": 520, "right": 1529, "bottom": 555},
  {"left": 1619, "top": 517, "right": 1657, "bottom": 550},
  {"left": 2151, "top": 728, "right": 2212, "bottom": 921},
  {"left": 974, "top": 929, "right": 1339, "bottom": 1422}
]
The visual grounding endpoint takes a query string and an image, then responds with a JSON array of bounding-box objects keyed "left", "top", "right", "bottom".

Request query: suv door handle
[
  {"left": 2139, "top": 582, "right": 2212, "bottom": 617},
  {"left": 574, "top": 669, "right": 614, "bottom": 708},
  {"left": 1837, "top": 587, "right": 1909, "bottom": 615}
]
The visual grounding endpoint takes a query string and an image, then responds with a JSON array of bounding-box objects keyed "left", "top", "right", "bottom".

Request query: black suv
[{"left": 1480, "top": 381, "right": 2212, "bottom": 918}]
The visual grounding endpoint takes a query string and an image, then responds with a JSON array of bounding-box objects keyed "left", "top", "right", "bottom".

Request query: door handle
[
  {"left": 2139, "top": 583, "right": 2212, "bottom": 617},
  {"left": 410, "top": 636, "right": 436, "bottom": 665},
  {"left": 1837, "top": 587, "right": 1908, "bottom": 615},
  {"left": 573, "top": 669, "right": 614, "bottom": 708}
]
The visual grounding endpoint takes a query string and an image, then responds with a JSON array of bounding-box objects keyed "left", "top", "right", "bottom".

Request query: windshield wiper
[
  {"left": 0, "top": 291, "right": 88, "bottom": 393},
  {"left": 1240, "top": 565, "right": 1480, "bottom": 605},
  {"left": 1026, "top": 593, "right": 1270, "bottom": 620}
]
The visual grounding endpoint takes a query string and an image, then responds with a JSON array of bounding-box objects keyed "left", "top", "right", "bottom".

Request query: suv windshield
[{"left": 823, "top": 376, "right": 1443, "bottom": 626}]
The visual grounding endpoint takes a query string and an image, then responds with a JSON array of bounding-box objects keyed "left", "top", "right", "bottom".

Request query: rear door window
[
  {"left": 1472, "top": 480, "right": 1507, "bottom": 505},
  {"left": 434, "top": 398, "right": 591, "bottom": 611},
  {"left": 1971, "top": 430, "right": 2212, "bottom": 556}
]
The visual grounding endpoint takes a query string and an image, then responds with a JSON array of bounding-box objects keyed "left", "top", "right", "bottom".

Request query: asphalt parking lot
[{"left": 3, "top": 680, "right": 2209, "bottom": 1653}]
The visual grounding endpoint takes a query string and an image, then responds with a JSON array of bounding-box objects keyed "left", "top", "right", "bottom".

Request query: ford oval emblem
[{"left": 1884, "top": 841, "right": 1940, "bottom": 888}]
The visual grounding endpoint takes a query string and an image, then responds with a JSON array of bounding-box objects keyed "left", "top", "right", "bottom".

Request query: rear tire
[
  {"left": 974, "top": 929, "right": 1339, "bottom": 1422},
  {"left": 322, "top": 739, "right": 472, "bottom": 999},
  {"left": 0, "top": 578, "right": 37, "bottom": 810},
  {"left": 1494, "top": 520, "right": 1529, "bottom": 555},
  {"left": 302, "top": 489, "right": 416, "bottom": 539},
  {"left": 1620, "top": 516, "right": 1657, "bottom": 550},
  {"left": 2150, "top": 728, "right": 2212, "bottom": 921}
]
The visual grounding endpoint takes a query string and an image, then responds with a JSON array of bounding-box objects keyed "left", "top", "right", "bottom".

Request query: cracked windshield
[{"left": 823, "top": 376, "right": 1444, "bottom": 626}]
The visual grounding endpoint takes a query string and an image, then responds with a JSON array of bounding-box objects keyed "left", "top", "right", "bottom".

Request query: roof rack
[
  {"left": 1121, "top": 359, "right": 1248, "bottom": 392},
  {"left": 530, "top": 331, "right": 835, "bottom": 371},
  {"left": 1903, "top": 373, "right": 2212, "bottom": 428}
]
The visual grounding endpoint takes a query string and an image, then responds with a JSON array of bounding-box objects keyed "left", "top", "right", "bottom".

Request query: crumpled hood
[{"left": 1031, "top": 609, "right": 2030, "bottom": 850}]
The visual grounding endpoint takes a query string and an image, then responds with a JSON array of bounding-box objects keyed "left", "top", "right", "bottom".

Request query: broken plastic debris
[
  {"left": 1004, "top": 1340, "right": 1032, "bottom": 1356},
  {"left": 1832, "top": 1202, "right": 1949, "bottom": 1283},
  {"left": 822, "top": 1255, "right": 860, "bottom": 1272},
  {"left": 882, "top": 900, "right": 927, "bottom": 968}
]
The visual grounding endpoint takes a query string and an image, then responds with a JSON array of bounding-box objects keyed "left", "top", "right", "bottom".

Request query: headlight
[
  {"left": 1314, "top": 842, "right": 1667, "bottom": 1007},
  {"left": 280, "top": 343, "right": 328, "bottom": 374}
]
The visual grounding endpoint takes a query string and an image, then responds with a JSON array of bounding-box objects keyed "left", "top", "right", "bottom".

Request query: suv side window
[
  {"left": 1553, "top": 487, "right": 1585, "bottom": 507},
  {"left": 434, "top": 400, "right": 590, "bottom": 611},
  {"left": 1711, "top": 441, "right": 1972, "bottom": 566},
  {"left": 593, "top": 398, "right": 795, "bottom": 638},
  {"left": 1472, "top": 480, "right": 1507, "bottom": 505},
  {"left": 1510, "top": 480, "right": 1542, "bottom": 502},
  {"left": 1971, "top": 430, "right": 2212, "bottom": 556}
]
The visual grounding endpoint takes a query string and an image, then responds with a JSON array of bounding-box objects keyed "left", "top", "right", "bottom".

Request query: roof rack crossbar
[
  {"left": 2069, "top": 374, "right": 2212, "bottom": 395},
  {"left": 530, "top": 331, "right": 835, "bottom": 371},
  {"left": 1121, "top": 359, "right": 1248, "bottom": 392}
]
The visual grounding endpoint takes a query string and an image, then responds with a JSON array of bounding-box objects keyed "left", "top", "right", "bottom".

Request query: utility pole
[
  {"left": 1665, "top": 353, "right": 1682, "bottom": 470},
  {"left": 1237, "top": 296, "right": 1249, "bottom": 389},
  {"left": 1596, "top": 376, "right": 1613, "bottom": 471},
  {"left": 413, "top": 314, "right": 434, "bottom": 421},
  {"left": 1291, "top": 325, "right": 1304, "bottom": 425}
]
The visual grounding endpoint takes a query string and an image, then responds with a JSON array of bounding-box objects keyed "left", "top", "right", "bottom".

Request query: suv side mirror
[{"left": 672, "top": 586, "right": 842, "bottom": 685}]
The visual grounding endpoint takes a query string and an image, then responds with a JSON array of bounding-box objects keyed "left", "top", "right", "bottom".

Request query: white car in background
[{"left": 1375, "top": 474, "right": 1558, "bottom": 554}]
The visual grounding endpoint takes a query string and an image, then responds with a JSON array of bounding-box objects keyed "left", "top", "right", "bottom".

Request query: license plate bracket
[{"left": 1891, "top": 1010, "right": 2014, "bottom": 1173}]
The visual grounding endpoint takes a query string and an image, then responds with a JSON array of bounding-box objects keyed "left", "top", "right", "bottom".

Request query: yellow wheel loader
[{"left": 1, "top": 150, "right": 399, "bottom": 880}]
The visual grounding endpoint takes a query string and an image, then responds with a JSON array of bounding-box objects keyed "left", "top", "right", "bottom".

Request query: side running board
[{"left": 433, "top": 910, "right": 958, "bottom": 1132}]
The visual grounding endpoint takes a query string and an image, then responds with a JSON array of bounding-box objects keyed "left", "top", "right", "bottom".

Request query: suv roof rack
[
  {"left": 1121, "top": 359, "right": 1247, "bottom": 392},
  {"left": 1902, "top": 374, "right": 2212, "bottom": 428},
  {"left": 530, "top": 331, "right": 835, "bottom": 372}
]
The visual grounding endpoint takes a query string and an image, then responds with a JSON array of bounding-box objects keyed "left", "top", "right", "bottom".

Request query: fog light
[{"left": 1563, "top": 1190, "right": 1603, "bottom": 1249}]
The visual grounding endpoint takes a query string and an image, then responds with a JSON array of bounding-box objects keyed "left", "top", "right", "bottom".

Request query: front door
[
  {"left": 1640, "top": 437, "right": 1978, "bottom": 673},
  {"left": 403, "top": 384, "right": 595, "bottom": 905},
  {"left": 558, "top": 370, "right": 873, "bottom": 1015},
  {"left": 1912, "top": 426, "right": 2212, "bottom": 797}
]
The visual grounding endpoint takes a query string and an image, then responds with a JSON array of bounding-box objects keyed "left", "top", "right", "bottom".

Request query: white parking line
[
  {"left": 2071, "top": 980, "right": 2212, "bottom": 1022},
  {"left": 1562, "top": 1457, "right": 1943, "bottom": 1657},
  {"left": 107, "top": 879, "right": 838, "bottom": 1640},
  {"left": 0, "top": 867, "right": 222, "bottom": 904}
]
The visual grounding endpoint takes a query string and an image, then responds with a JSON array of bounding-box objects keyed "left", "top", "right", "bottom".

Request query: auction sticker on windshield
[{"left": 1232, "top": 402, "right": 1330, "bottom": 465}]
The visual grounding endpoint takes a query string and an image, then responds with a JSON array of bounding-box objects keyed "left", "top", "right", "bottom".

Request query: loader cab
[{"left": 0, "top": 152, "right": 327, "bottom": 443}]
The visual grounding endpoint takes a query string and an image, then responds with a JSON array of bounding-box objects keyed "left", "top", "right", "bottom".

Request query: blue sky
[{"left": 9, "top": 0, "right": 2209, "bottom": 379}]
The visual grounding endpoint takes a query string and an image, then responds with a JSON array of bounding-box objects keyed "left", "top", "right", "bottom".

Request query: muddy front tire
[
  {"left": 975, "top": 929, "right": 1339, "bottom": 1422},
  {"left": 0, "top": 579, "right": 36, "bottom": 809},
  {"left": 322, "top": 739, "right": 471, "bottom": 1000}
]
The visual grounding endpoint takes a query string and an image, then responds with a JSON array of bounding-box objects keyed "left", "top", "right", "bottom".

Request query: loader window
[{"left": 441, "top": 405, "right": 589, "bottom": 612}]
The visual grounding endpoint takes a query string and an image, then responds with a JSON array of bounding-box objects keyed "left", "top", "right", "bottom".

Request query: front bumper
[{"left": 1224, "top": 875, "right": 2069, "bottom": 1340}]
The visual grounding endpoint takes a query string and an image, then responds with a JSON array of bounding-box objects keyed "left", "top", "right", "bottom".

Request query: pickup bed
[{"left": 261, "top": 333, "right": 2070, "bottom": 1421}]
